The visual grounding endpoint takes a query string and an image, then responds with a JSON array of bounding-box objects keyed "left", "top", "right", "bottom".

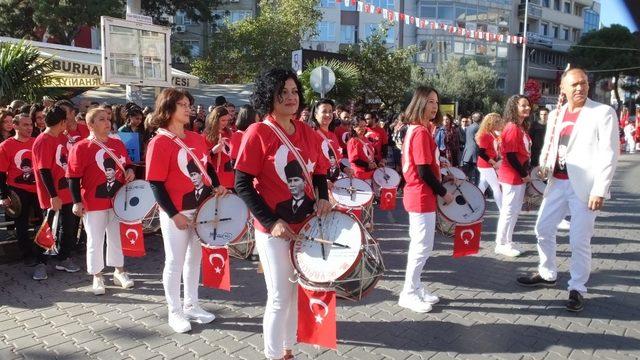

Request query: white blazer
[{"left": 539, "top": 98, "right": 620, "bottom": 204}]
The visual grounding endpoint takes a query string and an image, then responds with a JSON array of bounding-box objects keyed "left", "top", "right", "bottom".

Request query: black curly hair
[
  {"left": 250, "top": 68, "right": 304, "bottom": 117},
  {"left": 503, "top": 94, "right": 531, "bottom": 130},
  {"left": 310, "top": 98, "right": 336, "bottom": 130}
]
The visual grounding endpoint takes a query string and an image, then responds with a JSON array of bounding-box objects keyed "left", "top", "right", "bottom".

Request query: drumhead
[
  {"left": 291, "top": 211, "right": 364, "bottom": 285},
  {"left": 331, "top": 178, "right": 373, "bottom": 208},
  {"left": 112, "top": 180, "right": 156, "bottom": 223},
  {"left": 195, "top": 194, "right": 249, "bottom": 248},
  {"left": 437, "top": 180, "right": 486, "bottom": 224},
  {"left": 529, "top": 166, "right": 547, "bottom": 195},
  {"left": 373, "top": 167, "right": 400, "bottom": 189},
  {"left": 339, "top": 158, "right": 351, "bottom": 169},
  {"left": 440, "top": 166, "right": 466, "bottom": 180}
]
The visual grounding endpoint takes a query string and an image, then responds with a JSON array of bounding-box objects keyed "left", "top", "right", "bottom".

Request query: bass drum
[
  {"left": 372, "top": 167, "right": 400, "bottom": 197},
  {"left": 291, "top": 211, "right": 384, "bottom": 301},
  {"left": 436, "top": 180, "right": 486, "bottom": 237},
  {"left": 194, "top": 194, "right": 249, "bottom": 248},
  {"left": 525, "top": 166, "right": 547, "bottom": 210},
  {"left": 112, "top": 180, "right": 157, "bottom": 223},
  {"left": 142, "top": 205, "right": 161, "bottom": 234},
  {"left": 228, "top": 214, "right": 256, "bottom": 260}
]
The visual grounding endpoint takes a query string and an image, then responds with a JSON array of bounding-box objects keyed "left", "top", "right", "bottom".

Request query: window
[
  {"left": 373, "top": 0, "right": 395, "bottom": 10},
  {"left": 317, "top": 21, "right": 336, "bottom": 41},
  {"left": 552, "top": 25, "right": 559, "bottom": 38},
  {"left": 553, "top": 0, "right": 560, "bottom": 11},
  {"left": 562, "top": 27, "right": 569, "bottom": 40},
  {"left": 340, "top": 25, "right": 356, "bottom": 44},
  {"left": 175, "top": 11, "right": 192, "bottom": 25},
  {"left": 541, "top": 0, "right": 550, "bottom": 7},
  {"left": 563, "top": 2, "right": 571, "bottom": 14},
  {"left": 420, "top": 4, "right": 436, "bottom": 19},
  {"left": 497, "top": 46, "right": 508, "bottom": 58},
  {"left": 541, "top": 23, "right": 548, "bottom": 36},
  {"left": 572, "top": 28, "right": 581, "bottom": 41},
  {"left": 230, "top": 10, "right": 252, "bottom": 23},
  {"left": 212, "top": 10, "right": 228, "bottom": 30},
  {"left": 438, "top": 4, "right": 454, "bottom": 20},
  {"left": 320, "top": 0, "right": 335, "bottom": 8}
]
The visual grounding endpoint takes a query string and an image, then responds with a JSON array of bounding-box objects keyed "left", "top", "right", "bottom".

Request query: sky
[{"left": 600, "top": 0, "right": 638, "bottom": 32}]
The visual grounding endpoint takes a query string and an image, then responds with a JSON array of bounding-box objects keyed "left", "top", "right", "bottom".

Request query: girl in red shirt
[
  {"left": 475, "top": 113, "right": 505, "bottom": 212},
  {"left": 235, "top": 69, "right": 331, "bottom": 360},
  {"left": 400, "top": 87, "right": 454, "bottom": 313},
  {"left": 347, "top": 117, "right": 377, "bottom": 183},
  {"left": 310, "top": 98, "right": 353, "bottom": 182},
  {"left": 229, "top": 105, "right": 259, "bottom": 164},
  {"left": 145, "top": 88, "right": 227, "bottom": 333},
  {"left": 203, "top": 106, "right": 235, "bottom": 189},
  {"left": 495, "top": 95, "right": 532, "bottom": 257},
  {"left": 68, "top": 108, "right": 136, "bottom": 295}
]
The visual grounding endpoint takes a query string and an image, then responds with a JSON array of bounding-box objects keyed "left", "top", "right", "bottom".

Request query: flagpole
[{"left": 519, "top": 0, "right": 529, "bottom": 94}]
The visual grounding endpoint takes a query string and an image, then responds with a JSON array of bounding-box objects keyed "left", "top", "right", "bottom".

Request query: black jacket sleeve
[
  {"left": 206, "top": 163, "right": 221, "bottom": 188},
  {"left": 68, "top": 177, "right": 82, "bottom": 204},
  {"left": 381, "top": 144, "right": 388, "bottom": 158},
  {"left": 39, "top": 169, "right": 58, "bottom": 197},
  {"left": 477, "top": 148, "right": 491, "bottom": 162},
  {"left": 417, "top": 165, "right": 447, "bottom": 197},
  {"left": 235, "top": 170, "right": 279, "bottom": 231},
  {"left": 353, "top": 159, "right": 369, "bottom": 168},
  {"left": 149, "top": 181, "right": 179, "bottom": 218},
  {"left": 0, "top": 172, "right": 7, "bottom": 199},
  {"left": 506, "top": 152, "right": 528, "bottom": 178},
  {"left": 312, "top": 174, "right": 329, "bottom": 200}
]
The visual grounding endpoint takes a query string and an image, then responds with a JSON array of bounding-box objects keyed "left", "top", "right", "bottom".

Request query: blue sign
[{"left": 118, "top": 132, "right": 141, "bottom": 162}]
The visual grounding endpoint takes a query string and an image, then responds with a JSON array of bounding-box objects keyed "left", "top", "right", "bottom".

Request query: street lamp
[{"left": 519, "top": 0, "right": 529, "bottom": 94}]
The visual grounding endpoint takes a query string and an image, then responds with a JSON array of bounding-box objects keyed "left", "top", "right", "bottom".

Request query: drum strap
[
  {"left": 89, "top": 136, "right": 127, "bottom": 174},
  {"left": 263, "top": 119, "right": 315, "bottom": 200},
  {"left": 540, "top": 94, "right": 566, "bottom": 172},
  {"left": 156, "top": 128, "right": 213, "bottom": 187}
]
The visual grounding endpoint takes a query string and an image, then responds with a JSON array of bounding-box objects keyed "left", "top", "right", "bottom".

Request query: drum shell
[{"left": 227, "top": 215, "right": 255, "bottom": 260}]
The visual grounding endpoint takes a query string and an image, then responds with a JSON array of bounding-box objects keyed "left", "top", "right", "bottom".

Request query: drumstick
[
  {"left": 212, "top": 197, "right": 220, "bottom": 241},
  {"left": 297, "top": 235, "right": 350, "bottom": 249},
  {"left": 197, "top": 217, "right": 232, "bottom": 225},
  {"left": 334, "top": 186, "right": 370, "bottom": 194},
  {"left": 349, "top": 177, "right": 355, "bottom": 202},
  {"left": 450, "top": 181, "right": 475, "bottom": 213},
  {"left": 124, "top": 184, "right": 128, "bottom": 211},
  {"left": 318, "top": 217, "right": 326, "bottom": 260}
]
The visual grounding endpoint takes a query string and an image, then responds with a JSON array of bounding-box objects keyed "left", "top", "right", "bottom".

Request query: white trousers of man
[
  {"left": 535, "top": 179, "right": 597, "bottom": 294},
  {"left": 495, "top": 183, "right": 526, "bottom": 247},
  {"left": 478, "top": 167, "right": 502, "bottom": 212},
  {"left": 84, "top": 209, "right": 124, "bottom": 275},
  {"left": 625, "top": 136, "right": 636, "bottom": 153},
  {"left": 402, "top": 212, "right": 436, "bottom": 296},
  {"left": 159, "top": 210, "right": 201, "bottom": 314},
  {"left": 255, "top": 230, "right": 297, "bottom": 360}
]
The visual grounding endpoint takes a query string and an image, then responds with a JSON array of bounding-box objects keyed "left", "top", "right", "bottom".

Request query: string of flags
[{"left": 334, "top": 0, "right": 528, "bottom": 45}]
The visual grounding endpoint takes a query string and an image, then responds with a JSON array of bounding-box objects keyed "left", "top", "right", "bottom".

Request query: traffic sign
[{"left": 310, "top": 66, "right": 336, "bottom": 98}]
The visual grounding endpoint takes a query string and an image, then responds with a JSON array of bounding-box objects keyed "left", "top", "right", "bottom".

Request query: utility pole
[{"left": 519, "top": 0, "right": 529, "bottom": 94}]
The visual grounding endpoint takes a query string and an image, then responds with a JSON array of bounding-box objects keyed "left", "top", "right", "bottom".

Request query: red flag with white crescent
[
  {"left": 119, "top": 222, "right": 145, "bottom": 257},
  {"left": 201, "top": 247, "right": 231, "bottom": 291},
  {"left": 453, "top": 221, "right": 482, "bottom": 257},
  {"left": 379, "top": 188, "right": 397, "bottom": 210},
  {"left": 297, "top": 285, "right": 337, "bottom": 349},
  {"left": 34, "top": 217, "right": 56, "bottom": 251}
]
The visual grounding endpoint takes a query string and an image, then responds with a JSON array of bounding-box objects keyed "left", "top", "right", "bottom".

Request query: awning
[{"left": 0, "top": 36, "right": 199, "bottom": 88}]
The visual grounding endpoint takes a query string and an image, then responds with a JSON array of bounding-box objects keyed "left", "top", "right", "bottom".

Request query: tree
[
  {"left": 341, "top": 25, "right": 417, "bottom": 111},
  {"left": 299, "top": 59, "right": 360, "bottom": 105},
  {"left": 568, "top": 24, "right": 640, "bottom": 108},
  {"left": 0, "top": 41, "right": 55, "bottom": 106},
  {"left": 419, "top": 58, "right": 503, "bottom": 115},
  {"left": 191, "top": 0, "right": 321, "bottom": 83}
]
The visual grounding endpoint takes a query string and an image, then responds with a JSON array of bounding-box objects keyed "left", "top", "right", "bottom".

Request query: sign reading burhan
[{"left": 44, "top": 76, "right": 104, "bottom": 88}]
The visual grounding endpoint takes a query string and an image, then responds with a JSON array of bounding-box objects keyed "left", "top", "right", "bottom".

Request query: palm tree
[
  {"left": 0, "top": 40, "right": 54, "bottom": 106},
  {"left": 300, "top": 58, "right": 360, "bottom": 105}
]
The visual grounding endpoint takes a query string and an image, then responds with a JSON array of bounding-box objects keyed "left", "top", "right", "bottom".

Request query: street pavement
[{"left": 1, "top": 154, "right": 639, "bottom": 360}]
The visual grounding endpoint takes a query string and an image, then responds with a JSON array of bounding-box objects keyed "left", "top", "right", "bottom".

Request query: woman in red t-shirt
[
  {"left": 495, "top": 95, "right": 532, "bottom": 257},
  {"left": 310, "top": 98, "right": 353, "bottom": 182},
  {"left": 235, "top": 69, "right": 331, "bottom": 360},
  {"left": 68, "top": 108, "right": 136, "bottom": 295},
  {"left": 229, "top": 105, "right": 259, "bottom": 164},
  {"left": 399, "top": 86, "right": 454, "bottom": 313},
  {"left": 347, "top": 117, "right": 378, "bottom": 183},
  {"left": 203, "top": 106, "right": 235, "bottom": 189},
  {"left": 475, "top": 113, "right": 505, "bottom": 211},
  {"left": 145, "top": 88, "right": 227, "bottom": 334}
]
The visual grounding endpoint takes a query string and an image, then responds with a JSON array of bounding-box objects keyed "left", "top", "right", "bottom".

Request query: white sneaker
[
  {"left": 168, "top": 312, "right": 192, "bottom": 333},
  {"left": 184, "top": 304, "right": 216, "bottom": 324},
  {"left": 419, "top": 289, "right": 440, "bottom": 304},
  {"left": 557, "top": 219, "right": 571, "bottom": 230},
  {"left": 92, "top": 276, "right": 106, "bottom": 296},
  {"left": 113, "top": 271, "right": 134, "bottom": 289},
  {"left": 494, "top": 245, "right": 522, "bottom": 258},
  {"left": 398, "top": 293, "right": 433, "bottom": 313}
]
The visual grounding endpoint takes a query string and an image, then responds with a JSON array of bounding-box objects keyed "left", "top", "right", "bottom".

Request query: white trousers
[
  {"left": 625, "top": 136, "right": 636, "bottom": 153},
  {"left": 402, "top": 212, "right": 436, "bottom": 296},
  {"left": 535, "top": 179, "right": 597, "bottom": 294},
  {"left": 478, "top": 167, "right": 503, "bottom": 212},
  {"left": 159, "top": 210, "right": 201, "bottom": 314},
  {"left": 495, "top": 183, "right": 526, "bottom": 247},
  {"left": 84, "top": 209, "right": 124, "bottom": 275},
  {"left": 255, "top": 230, "right": 297, "bottom": 360}
]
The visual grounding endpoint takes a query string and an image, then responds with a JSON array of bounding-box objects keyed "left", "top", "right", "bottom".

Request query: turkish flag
[
  {"left": 34, "top": 211, "right": 57, "bottom": 251},
  {"left": 297, "top": 285, "right": 337, "bottom": 349},
  {"left": 202, "top": 247, "right": 231, "bottom": 291},
  {"left": 453, "top": 221, "right": 482, "bottom": 258},
  {"left": 119, "top": 222, "right": 146, "bottom": 257},
  {"left": 379, "top": 188, "right": 396, "bottom": 210}
]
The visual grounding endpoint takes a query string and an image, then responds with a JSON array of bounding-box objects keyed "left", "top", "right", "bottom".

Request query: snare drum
[
  {"left": 372, "top": 167, "right": 400, "bottom": 196},
  {"left": 330, "top": 177, "right": 374, "bottom": 229},
  {"left": 291, "top": 210, "right": 385, "bottom": 301},
  {"left": 194, "top": 194, "right": 249, "bottom": 249},
  {"left": 112, "top": 180, "right": 157, "bottom": 223},
  {"left": 525, "top": 166, "right": 547, "bottom": 209},
  {"left": 436, "top": 180, "right": 486, "bottom": 237}
]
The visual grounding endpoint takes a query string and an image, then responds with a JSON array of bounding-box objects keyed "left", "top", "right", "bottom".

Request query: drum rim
[
  {"left": 112, "top": 179, "right": 157, "bottom": 223},
  {"left": 436, "top": 179, "right": 486, "bottom": 224},
  {"left": 529, "top": 166, "right": 546, "bottom": 194},
  {"left": 372, "top": 167, "right": 400, "bottom": 188},
  {"left": 331, "top": 178, "right": 374, "bottom": 208},
  {"left": 194, "top": 193, "right": 250, "bottom": 249},
  {"left": 6, "top": 189, "right": 22, "bottom": 217},
  {"left": 290, "top": 210, "right": 365, "bottom": 286}
]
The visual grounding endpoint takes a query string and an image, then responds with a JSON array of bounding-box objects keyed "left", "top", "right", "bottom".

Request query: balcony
[
  {"left": 518, "top": 2, "right": 542, "bottom": 20},
  {"left": 526, "top": 31, "right": 553, "bottom": 48}
]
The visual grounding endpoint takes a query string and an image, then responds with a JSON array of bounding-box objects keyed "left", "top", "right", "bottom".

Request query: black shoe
[
  {"left": 516, "top": 273, "right": 556, "bottom": 287},
  {"left": 566, "top": 290, "right": 584, "bottom": 312}
]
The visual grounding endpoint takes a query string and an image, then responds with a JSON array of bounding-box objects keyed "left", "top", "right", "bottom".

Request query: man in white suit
[{"left": 516, "top": 68, "right": 619, "bottom": 312}]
